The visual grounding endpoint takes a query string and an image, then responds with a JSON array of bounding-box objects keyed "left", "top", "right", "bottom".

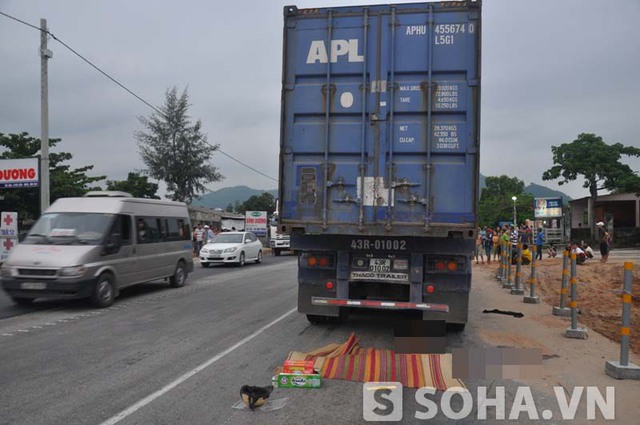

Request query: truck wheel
[
  {"left": 306, "top": 314, "right": 327, "bottom": 324},
  {"left": 170, "top": 261, "right": 187, "bottom": 287},
  {"left": 92, "top": 274, "right": 115, "bottom": 308},
  {"left": 274, "top": 249, "right": 281, "bottom": 256},
  {"left": 446, "top": 323, "right": 466, "bottom": 332},
  {"left": 11, "top": 296, "right": 35, "bottom": 306}
]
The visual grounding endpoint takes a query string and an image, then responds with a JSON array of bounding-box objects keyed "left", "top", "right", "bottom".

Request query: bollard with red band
[{"left": 605, "top": 262, "right": 640, "bottom": 379}]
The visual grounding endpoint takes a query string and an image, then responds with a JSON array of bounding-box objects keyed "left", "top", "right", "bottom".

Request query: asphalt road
[{"left": 1, "top": 252, "right": 567, "bottom": 425}]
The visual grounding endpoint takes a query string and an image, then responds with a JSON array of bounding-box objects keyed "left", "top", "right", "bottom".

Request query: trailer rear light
[
  {"left": 325, "top": 281, "right": 334, "bottom": 290},
  {"left": 302, "top": 254, "right": 335, "bottom": 269},
  {"left": 435, "top": 261, "right": 446, "bottom": 271},
  {"left": 447, "top": 261, "right": 457, "bottom": 272},
  {"left": 425, "top": 284, "right": 436, "bottom": 294}
]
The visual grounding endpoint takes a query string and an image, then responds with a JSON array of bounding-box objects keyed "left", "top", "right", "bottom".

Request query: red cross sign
[
  {"left": 3, "top": 238, "right": 13, "bottom": 251},
  {"left": 3, "top": 214, "right": 13, "bottom": 227}
]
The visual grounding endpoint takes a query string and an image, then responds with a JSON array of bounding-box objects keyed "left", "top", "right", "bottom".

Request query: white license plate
[
  {"left": 369, "top": 258, "right": 391, "bottom": 272},
  {"left": 21, "top": 282, "right": 47, "bottom": 290}
]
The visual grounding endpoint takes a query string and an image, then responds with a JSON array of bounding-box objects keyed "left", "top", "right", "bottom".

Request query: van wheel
[
  {"left": 256, "top": 250, "right": 263, "bottom": 264},
  {"left": 170, "top": 261, "right": 187, "bottom": 287},
  {"left": 92, "top": 274, "right": 115, "bottom": 308},
  {"left": 237, "top": 252, "right": 245, "bottom": 267},
  {"left": 11, "top": 296, "right": 35, "bottom": 306}
]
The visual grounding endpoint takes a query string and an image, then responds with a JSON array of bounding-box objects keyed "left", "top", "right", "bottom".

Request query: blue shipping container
[{"left": 278, "top": 1, "right": 481, "bottom": 238}]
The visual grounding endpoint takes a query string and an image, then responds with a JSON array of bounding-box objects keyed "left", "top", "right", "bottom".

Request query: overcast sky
[{"left": 1, "top": 0, "right": 638, "bottom": 200}]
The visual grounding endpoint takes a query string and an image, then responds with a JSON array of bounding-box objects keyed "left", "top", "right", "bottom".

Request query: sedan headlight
[
  {"left": 224, "top": 247, "right": 238, "bottom": 253},
  {"left": 200, "top": 249, "right": 209, "bottom": 254},
  {"left": 60, "top": 266, "right": 87, "bottom": 277},
  {"left": 0, "top": 266, "right": 18, "bottom": 277}
]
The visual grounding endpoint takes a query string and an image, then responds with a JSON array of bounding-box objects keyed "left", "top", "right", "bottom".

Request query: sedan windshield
[
  {"left": 211, "top": 234, "right": 243, "bottom": 244},
  {"left": 24, "top": 213, "right": 113, "bottom": 246}
]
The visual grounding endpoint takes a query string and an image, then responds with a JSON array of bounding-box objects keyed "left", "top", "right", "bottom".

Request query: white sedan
[{"left": 199, "top": 232, "right": 263, "bottom": 267}]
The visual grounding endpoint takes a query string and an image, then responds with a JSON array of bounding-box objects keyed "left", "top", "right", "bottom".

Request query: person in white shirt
[
  {"left": 571, "top": 243, "right": 587, "bottom": 264},
  {"left": 194, "top": 223, "right": 205, "bottom": 256}
]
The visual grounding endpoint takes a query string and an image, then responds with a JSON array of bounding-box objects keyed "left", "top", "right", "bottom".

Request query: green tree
[
  {"left": 237, "top": 193, "right": 275, "bottom": 215},
  {"left": 225, "top": 203, "right": 234, "bottom": 213},
  {"left": 135, "top": 86, "right": 223, "bottom": 204},
  {"left": 542, "top": 133, "right": 640, "bottom": 238},
  {"left": 478, "top": 175, "right": 533, "bottom": 228},
  {"left": 0, "top": 132, "right": 105, "bottom": 226},
  {"left": 106, "top": 172, "right": 160, "bottom": 199}
]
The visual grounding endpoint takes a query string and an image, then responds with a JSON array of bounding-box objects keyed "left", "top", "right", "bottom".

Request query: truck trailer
[{"left": 277, "top": 1, "right": 481, "bottom": 329}]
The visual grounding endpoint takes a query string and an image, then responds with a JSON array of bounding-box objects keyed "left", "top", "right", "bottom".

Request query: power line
[{"left": 0, "top": 10, "right": 278, "bottom": 183}]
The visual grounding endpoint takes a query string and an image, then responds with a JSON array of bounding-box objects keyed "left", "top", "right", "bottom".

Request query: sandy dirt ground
[
  {"left": 469, "top": 255, "right": 640, "bottom": 424},
  {"left": 477, "top": 252, "right": 640, "bottom": 355}
]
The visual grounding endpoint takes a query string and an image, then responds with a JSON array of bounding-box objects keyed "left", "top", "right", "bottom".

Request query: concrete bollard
[
  {"left": 605, "top": 262, "right": 640, "bottom": 379},
  {"left": 511, "top": 243, "right": 525, "bottom": 295},
  {"left": 553, "top": 250, "right": 571, "bottom": 316},
  {"left": 524, "top": 245, "right": 540, "bottom": 303},
  {"left": 503, "top": 243, "right": 514, "bottom": 289},
  {"left": 565, "top": 253, "right": 588, "bottom": 339}
]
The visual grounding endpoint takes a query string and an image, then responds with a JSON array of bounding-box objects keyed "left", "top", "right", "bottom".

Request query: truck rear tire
[
  {"left": 274, "top": 249, "right": 281, "bottom": 256},
  {"left": 446, "top": 323, "right": 466, "bottom": 332}
]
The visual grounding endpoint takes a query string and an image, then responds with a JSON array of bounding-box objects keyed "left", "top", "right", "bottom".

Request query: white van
[{"left": 0, "top": 194, "right": 194, "bottom": 307}]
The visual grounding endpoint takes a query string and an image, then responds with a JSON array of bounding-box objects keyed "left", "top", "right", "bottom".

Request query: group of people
[
  {"left": 474, "top": 223, "right": 546, "bottom": 265},
  {"left": 474, "top": 222, "right": 614, "bottom": 267},
  {"left": 192, "top": 223, "right": 220, "bottom": 256},
  {"left": 568, "top": 230, "right": 612, "bottom": 265}
]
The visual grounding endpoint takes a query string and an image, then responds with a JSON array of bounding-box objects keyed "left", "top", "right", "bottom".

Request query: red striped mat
[{"left": 287, "top": 333, "right": 464, "bottom": 390}]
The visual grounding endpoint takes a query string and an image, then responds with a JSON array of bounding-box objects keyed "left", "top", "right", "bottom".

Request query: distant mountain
[
  {"left": 524, "top": 182, "right": 572, "bottom": 202},
  {"left": 192, "top": 186, "right": 277, "bottom": 209},
  {"left": 478, "top": 174, "right": 571, "bottom": 201}
]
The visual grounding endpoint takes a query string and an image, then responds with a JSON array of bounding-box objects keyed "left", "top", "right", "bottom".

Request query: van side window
[
  {"left": 178, "top": 219, "right": 190, "bottom": 241},
  {"left": 137, "top": 217, "right": 161, "bottom": 244},
  {"left": 108, "top": 215, "right": 132, "bottom": 246}
]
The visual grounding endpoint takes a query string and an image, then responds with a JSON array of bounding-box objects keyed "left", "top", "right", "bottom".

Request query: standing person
[
  {"left": 535, "top": 228, "right": 544, "bottom": 261},
  {"left": 483, "top": 228, "right": 493, "bottom": 264},
  {"left": 600, "top": 231, "right": 612, "bottom": 263},
  {"left": 492, "top": 230, "right": 500, "bottom": 261},
  {"left": 194, "top": 223, "right": 205, "bottom": 256},
  {"left": 204, "top": 225, "right": 215, "bottom": 243},
  {"left": 475, "top": 232, "right": 484, "bottom": 264}
]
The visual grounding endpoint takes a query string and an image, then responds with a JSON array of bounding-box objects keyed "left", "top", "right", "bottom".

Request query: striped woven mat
[{"left": 287, "top": 333, "right": 464, "bottom": 390}]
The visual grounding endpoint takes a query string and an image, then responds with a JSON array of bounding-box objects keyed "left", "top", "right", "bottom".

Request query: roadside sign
[
  {"left": 0, "top": 157, "right": 40, "bottom": 188},
  {"left": 1, "top": 211, "right": 18, "bottom": 262},
  {"left": 245, "top": 211, "right": 267, "bottom": 237}
]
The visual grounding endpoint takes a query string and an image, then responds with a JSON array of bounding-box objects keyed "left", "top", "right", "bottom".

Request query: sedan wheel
[
  {"left": 255, "top": 250, "right": 263, "bottom": 264},
  {"left": 238, "top": 252, "right": 245, "bottom": 267}
]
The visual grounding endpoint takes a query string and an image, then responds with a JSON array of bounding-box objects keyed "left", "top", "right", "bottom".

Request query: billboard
[
  {"left": 245, "top": 211, "right": 267, "bottom": 237},
  {"left": 0, "top": 157, "right": 39, "bottom": 188},
  {"left": 534, "top": 197, "right": 563, "bottom": 218}
]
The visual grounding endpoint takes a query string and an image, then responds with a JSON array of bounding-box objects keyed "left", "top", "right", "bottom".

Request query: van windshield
[{"left": 24, "top": 213, "right": 113, "bottom": 246}]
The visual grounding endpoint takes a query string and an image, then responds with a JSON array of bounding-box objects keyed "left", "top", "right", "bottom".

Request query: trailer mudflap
[{"left": 312, "top": 297, "right": 449, "bottom": 313}]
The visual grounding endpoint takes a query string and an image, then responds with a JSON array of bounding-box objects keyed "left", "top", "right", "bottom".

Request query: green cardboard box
[{"left": 274, "top": 373, "right": 322, "bottom": 389}]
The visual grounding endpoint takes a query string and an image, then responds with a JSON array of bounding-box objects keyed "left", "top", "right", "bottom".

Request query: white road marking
[{"left": 98, "top": 306, "right": 297, "bottom": 425}]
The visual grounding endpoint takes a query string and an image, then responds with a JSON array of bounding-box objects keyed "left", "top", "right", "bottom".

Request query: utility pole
[{"left": 40, "top": 18, "right": 52, "bottom": 214}]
